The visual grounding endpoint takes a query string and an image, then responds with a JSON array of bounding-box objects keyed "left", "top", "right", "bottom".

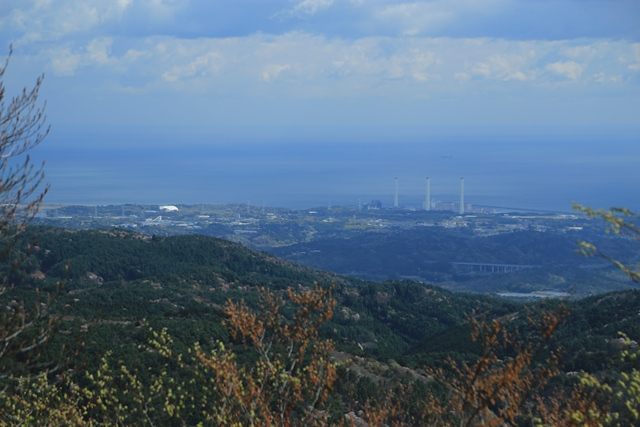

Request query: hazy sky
[{"left": 1, "top": 1, "right": 639, "bottom": 208}]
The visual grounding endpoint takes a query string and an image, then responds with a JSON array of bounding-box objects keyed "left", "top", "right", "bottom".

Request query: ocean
[{"left": 32, "top": 137, "right": 640, "bottom": 211}]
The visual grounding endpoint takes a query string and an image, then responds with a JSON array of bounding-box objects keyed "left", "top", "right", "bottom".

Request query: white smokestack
[
  {"left": 459, "top": 177, "right": 465, "bottom": 215},
  {"left": 394, "top": 177, "right": 399, "bottom": 208},
  {"left": 425, "top": 177, "right": 431, "bottom": 211}
]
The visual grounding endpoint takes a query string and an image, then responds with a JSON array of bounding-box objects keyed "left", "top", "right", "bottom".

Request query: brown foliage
[
  {"left": 196, "top": 284, "right": 337, "bottom": 426},
  {"left": 429, "top": 310, "right": 566, "bottom": 426},
  {"left": 356, "top": 308, "right": 571, "bottom": 427}
]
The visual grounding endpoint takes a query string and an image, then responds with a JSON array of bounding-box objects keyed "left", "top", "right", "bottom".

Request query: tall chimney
[
  {"left": 394, "top": 177, "right": 399, "bottom": 208},
  {"left": 425, "top": 177, "right": 431, "bottom": 211},
  {"left": 459, "top": 177, "right": 465, "bottom": 215}
]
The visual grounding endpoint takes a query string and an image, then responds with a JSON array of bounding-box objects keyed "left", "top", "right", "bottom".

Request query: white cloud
[
  {"left": 47, "top": 37, "right": 120, "bottom": 76},
  {"left": 469, "top": 50, "right": 536, "bottom": 81},
  {"left": 0, "top": 0, "right": 183, "bottom": 45},
  {"left": 563, "top": 45, "right": 597, "bottom": 60},
  {"left": 628, "top": 43, "right": 640, "bottom": 71},
  {"left": 117, "top": 0, "right": 133, "bottom": 10},
  {"left": 274, "top": 0, "right": 336, "bottom": 19},
  {"left": 141, "top": 0, "right": 185, "bottom": 20},
  {"left": 292, "top": 0, "right": 335, "bottom": 15},
  {"left": 374, "top": 2, "right": 455, "bottom": 36},
  {"left": 386, "top": 49, "right": 438, "bottom": 81},
  {"left": 5, "top": 1, "right": 127, "bottom": 44},
  {"left": 50, "top": 47, "right": 82, "bottom": 76},
  {"left": 162, "top": 51, "right": 224, "bottom": 82},
  {"left": 592, "top": 72, "right": 622, "bottom": 83},
  {"left": 28, "top": 32, "right": 640, "bottom": 91},
  {"left": 372, "top": 0, "right": 508, "bottom": 36},
  {"left": 546, "top": 61, "right": 583, "bottom": 80},
  {"left": 86, "top": 37, "right": 114, "bottom": 65},
  {"left": 261, "top": 63, "right": 292, "bottom": 82}
]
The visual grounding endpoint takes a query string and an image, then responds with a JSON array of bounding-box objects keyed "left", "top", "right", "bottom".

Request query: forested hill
[
  {"left": 7, "top": 226, "right": 640, "bottom": 376},
  {"left": 14, "top": 227, "right": 514, "bottom": 364},
  {"left": 271, "top": 227, "right": 636, "bottom": 294},
  {"left": 26, "top": 227, "right": 328, "bottom": 289}
]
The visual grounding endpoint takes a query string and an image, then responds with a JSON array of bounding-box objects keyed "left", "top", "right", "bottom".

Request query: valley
[{"left": 36, "top": 203, "right": 636, "bottom": 297}]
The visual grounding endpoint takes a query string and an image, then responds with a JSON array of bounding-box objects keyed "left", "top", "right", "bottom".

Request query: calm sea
[{"left": 32, "top": 138, "right": 640, "bottom": 211}]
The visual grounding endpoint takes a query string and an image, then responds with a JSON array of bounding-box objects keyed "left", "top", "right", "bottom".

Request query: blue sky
[{"left": 0, "top": 1, "right": 639, "bottom": 208}]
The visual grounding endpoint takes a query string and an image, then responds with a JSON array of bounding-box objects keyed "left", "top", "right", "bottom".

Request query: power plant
[{"left": 386, "top": 176, "right": 467, "bottom": 213}]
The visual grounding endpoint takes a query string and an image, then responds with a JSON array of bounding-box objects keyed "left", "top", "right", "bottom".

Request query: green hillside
[
  {"left": 2, "top": 226, "right": 639, "bottom": 424},
  {"left": 3, "top": 227, "right": 634, "bottom": 370},
  {"left": 271, "top": 228, "right": 635, "bottom": 294},
  {"left": 10, "top": 227, "right": 518, "bottom": 366}
]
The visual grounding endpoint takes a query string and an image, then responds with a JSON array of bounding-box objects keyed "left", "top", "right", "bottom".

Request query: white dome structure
[{"left": 159, "top": 205, "right": 179, "bottom": 212}]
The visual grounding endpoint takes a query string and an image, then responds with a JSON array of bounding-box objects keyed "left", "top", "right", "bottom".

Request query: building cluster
[{"left": 37, "top": 201, "right": 589, "bottom": 247}]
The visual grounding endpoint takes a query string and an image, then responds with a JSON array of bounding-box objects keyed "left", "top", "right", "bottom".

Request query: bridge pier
[{"left": 451, "top": 262, "right": 537, "bottom": 274}]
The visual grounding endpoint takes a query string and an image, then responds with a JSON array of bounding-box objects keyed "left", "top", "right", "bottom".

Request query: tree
[
  {"left": 0, "top": 46, "right": 49, "bottom": 252},
  {"left": 353, "top": 309, "right": 570, "bottom": 427},
  {"left": 196, "top": 285, "right": 337, "bottom": 426},
  {"left": 1, "top": 285, "right": 338, "bottom": 426},
  {"left": 0, "top": 45, "right": 53, "bottom": 379},
  {"left": 574, "top": 204, "right": 639, "bottom": 283}
]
